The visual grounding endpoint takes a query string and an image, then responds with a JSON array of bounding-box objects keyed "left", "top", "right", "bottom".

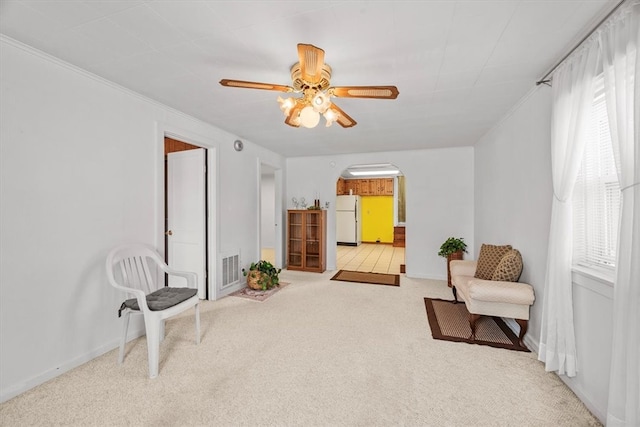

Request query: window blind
[{"left": 573, "top": 75, "right": 620, "bottom": 270}]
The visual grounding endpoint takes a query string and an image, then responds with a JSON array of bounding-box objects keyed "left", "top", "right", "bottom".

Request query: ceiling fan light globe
[
  {"left": 312, "top": 92, "right": 331, "bottom": 113},
  {"left": 300, "top": 106, "right": 320, "bottom": 128},
  {"left": 277, "top": 96, "right": 296, "bottom": 116},
  {"left": 323, "top": 109, "right": 338, "bottom": 127}
]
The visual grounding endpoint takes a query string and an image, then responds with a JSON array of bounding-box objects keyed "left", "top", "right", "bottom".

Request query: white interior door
[{"left": 167, "top": 148, "right": 206, "bottom": 298}]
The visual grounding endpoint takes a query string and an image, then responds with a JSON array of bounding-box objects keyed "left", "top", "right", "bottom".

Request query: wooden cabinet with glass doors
[{"left": 287, "top": 210, "right": 326, "bottom": 272}]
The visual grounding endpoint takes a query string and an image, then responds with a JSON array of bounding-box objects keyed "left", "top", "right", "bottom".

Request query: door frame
[
  {"left": 334, "top": 164, "right": 406, "bottom": 270},
  {"left": 257, "top": 159, "right": 283, "bottom": 269},
  {"left": 156, "top": 123, "right": 219, "bottom": 300}
]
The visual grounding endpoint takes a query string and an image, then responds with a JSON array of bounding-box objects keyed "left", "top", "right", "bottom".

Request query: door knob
[{"left": 165, "top": 230, "right": 173, "bottom": 236}]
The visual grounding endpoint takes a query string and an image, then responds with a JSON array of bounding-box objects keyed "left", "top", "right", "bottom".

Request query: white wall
[
  {"left": 286, "top": 148, "right": 474, "bottom": 278},
  {"left": 565, "top": 270, "right": 614, "bottom": 422},
  {"left": 474, "top": 87, "right": 553, "bottom": 347},
  {"left": 474, "top": 86, "right": 613, "bottom": 422},
  {"left": 0, "top": 39, "right": 284, "bottom": 402}
]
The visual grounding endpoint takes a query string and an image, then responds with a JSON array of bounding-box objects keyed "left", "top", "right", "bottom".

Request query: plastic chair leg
[
  {"left": 118, "top": 311, "right": 131, "bottom": 364},
  {"left": 144, "top": 317, "right": 161, "bottom": 379}
]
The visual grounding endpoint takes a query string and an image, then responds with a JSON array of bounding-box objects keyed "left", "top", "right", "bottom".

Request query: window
[{"left": 573, "top": 75, "right": 620, "bottom": 271}]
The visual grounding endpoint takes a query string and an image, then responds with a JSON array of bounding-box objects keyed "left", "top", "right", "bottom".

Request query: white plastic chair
[{"left": 106, "top": 244, "right": 201, "bottom": 378}]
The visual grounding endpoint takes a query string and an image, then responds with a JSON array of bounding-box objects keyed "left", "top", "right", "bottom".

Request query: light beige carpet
[{"left": 0, "top": 270, "right": 601, "bottom": 426}]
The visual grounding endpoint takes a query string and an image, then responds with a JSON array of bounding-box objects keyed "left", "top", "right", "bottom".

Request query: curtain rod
[{"left": 535, "top": 0, "right": 628, "bottom": 86}]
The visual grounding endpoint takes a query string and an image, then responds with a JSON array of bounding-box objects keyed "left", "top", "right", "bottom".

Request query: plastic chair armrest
[
  {"left": 162, "top": 268, "right": 197, "bottom": 289},
  {"left": 113, "top": 285, "right": 151, "bottom": 312}
]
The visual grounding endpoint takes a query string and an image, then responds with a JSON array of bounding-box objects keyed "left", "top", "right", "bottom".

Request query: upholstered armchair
[{"left": 450, "top": 244, "right": 535, "bottom": 346}]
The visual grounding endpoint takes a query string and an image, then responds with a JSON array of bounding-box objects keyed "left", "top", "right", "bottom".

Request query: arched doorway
[{"left": 335, "top": 163, "right": 406, "bottom": 274}]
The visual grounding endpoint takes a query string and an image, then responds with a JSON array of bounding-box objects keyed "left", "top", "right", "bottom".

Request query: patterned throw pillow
[
  {"left": 491, "top": 249, "right": 523, "bottom": 282},
  {"left": 474, "top": 244, "right": 513, "bottom": 280}
]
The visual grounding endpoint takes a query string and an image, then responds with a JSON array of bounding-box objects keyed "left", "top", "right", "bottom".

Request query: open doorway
[
  {"left": 335, "top": 163, "right": 405, "bottom": 274},
  {"left": 258, "top": 162, "right": 283, "bottom": 269},
  {"left": 260, "top": 165, "right": 276, "bottom": 264},
  {"left": 164, "top": 137, "right": 207, "bottom": 299}
]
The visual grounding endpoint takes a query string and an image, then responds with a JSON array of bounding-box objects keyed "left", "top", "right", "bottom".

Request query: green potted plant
[
  {"left": 438, "top": 237, "right": 468, "bottom": 258},
  {"left": 242, "top": 260, "right": 282, "bottom": 291},
  {"left": 438, "top": 237, "right": 468, "bottom": 287}
]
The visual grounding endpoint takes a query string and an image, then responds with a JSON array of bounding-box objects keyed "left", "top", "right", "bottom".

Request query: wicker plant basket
[
  {"left": 244, "top": 261, "right": 280, "bottom": 291},
  {"left": 246, "top": 271, "right": 264, "bottom": 290}
]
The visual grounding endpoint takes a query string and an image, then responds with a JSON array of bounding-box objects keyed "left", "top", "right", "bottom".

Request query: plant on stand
[
  {"left": 438, "top": 237, "right": 468, "bottom": 287},
  {"left": 242, "top": 260, "right": 282, "bottom": 291}
]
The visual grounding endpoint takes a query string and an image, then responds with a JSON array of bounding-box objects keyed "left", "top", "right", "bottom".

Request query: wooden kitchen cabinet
[
  {"left": 358, "top": 179, "right": 372, "bottom": 195},
  {"left": 353, "top": 180, "right": 362, "bottom": 195},
  {"left": 338, "top": 178, "right": 394, "bottom": 196},
  {"left": 344, "top": 179, "right": 357, "bottom": 195},
  {"left": 393, "top": 226, "right": 406, "bottom": 247},
  {"left": 287, "top": 210, "right": 326, "bottom": 272},
  {"left": 369, "top": 178, "right": 393, "bottom": 195},
  {"left": 381, "top": 178, "right": 394, "bottom": 195}
]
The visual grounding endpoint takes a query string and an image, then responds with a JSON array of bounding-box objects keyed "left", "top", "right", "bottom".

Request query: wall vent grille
[{"left": 221, "top": 252, "right": 240, "bottom": 288}]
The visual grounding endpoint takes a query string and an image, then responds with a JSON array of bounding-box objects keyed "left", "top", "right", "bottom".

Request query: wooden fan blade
[
  {"left": 284, "top": 102, "right": 303, "bottom": 127},
  {"left": 330, "top": 86, "right": 399, "bottom": 99},
  {"left": 297, "top": 44, "right": 325, "bottom": 84},
  {"left": 328, "top": 103, "right": 357, "bottom": 128},
  {"left": 220, "top": 79, "right": 294, "bottom": 92}
]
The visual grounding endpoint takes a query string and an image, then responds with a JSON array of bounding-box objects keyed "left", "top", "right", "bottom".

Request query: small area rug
[
  {"left": 424, "top": 297, "right": 529, "bottom": 352},
  {"left": 229, "top": 282, "right": 289, "bottom": 302},
  {"left": 331, "top": 270, "right": 400, "bottom": 287}
]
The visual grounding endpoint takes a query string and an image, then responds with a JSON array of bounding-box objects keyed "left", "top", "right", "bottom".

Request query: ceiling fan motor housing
[{"left": 290, "top": 62, "right": 332, "bottom": 91}]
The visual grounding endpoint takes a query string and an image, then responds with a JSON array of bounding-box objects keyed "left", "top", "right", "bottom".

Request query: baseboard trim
[
  {"left": 218, "top": 281, "right": 246, "bottom": 298},
  {"left": 361, "top": 241, "right": 393, "bottom": 245},
  {"left": 405, "top": 273, "right": 447, "bottom": 281},
  {"left": 0, "top": 327, "right": 144, "bottom": 404},
  {"left": 560, "top": 375, "right": 606, "bottom": 424},
  {"left": 502, "top": 318, "right": 539, "bottom": 354}
]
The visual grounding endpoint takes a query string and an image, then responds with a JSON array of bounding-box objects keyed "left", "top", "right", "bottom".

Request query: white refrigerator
[{"left": 336, "top": 195, "right": 362, "bottom": 246}]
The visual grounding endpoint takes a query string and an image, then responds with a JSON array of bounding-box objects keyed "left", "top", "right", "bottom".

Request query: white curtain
[
  {"left": 538, "top": 40, "right": 600, "bottom": 377},
  {"left": 601, "top": 2, "right": 640, "bottom": 425}
]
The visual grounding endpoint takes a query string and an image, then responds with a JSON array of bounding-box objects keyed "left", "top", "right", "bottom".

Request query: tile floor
[
  {"left": 336, "top": 243, "right": 405, "bottom": 274},
  {"left": 262, "top": 243, "right": 405, "bottom": 274}
]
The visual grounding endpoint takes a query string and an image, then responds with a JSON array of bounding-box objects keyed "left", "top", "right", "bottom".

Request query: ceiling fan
[{"left": 220, "top": 43, "right": 399, "bottom": 129}]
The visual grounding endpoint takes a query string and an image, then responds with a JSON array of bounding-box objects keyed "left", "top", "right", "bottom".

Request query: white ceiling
[{"left": 0, "top": 0, "right": 619, "bottom": 157}]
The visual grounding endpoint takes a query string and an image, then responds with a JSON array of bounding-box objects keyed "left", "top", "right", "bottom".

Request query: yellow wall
[{"left": 361, "top": 196, "right": 394, "bottom": 243}]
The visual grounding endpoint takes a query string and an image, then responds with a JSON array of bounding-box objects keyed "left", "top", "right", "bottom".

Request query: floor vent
[{"left": 221, "top": 252, "right": 240, "bottom": 288}]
